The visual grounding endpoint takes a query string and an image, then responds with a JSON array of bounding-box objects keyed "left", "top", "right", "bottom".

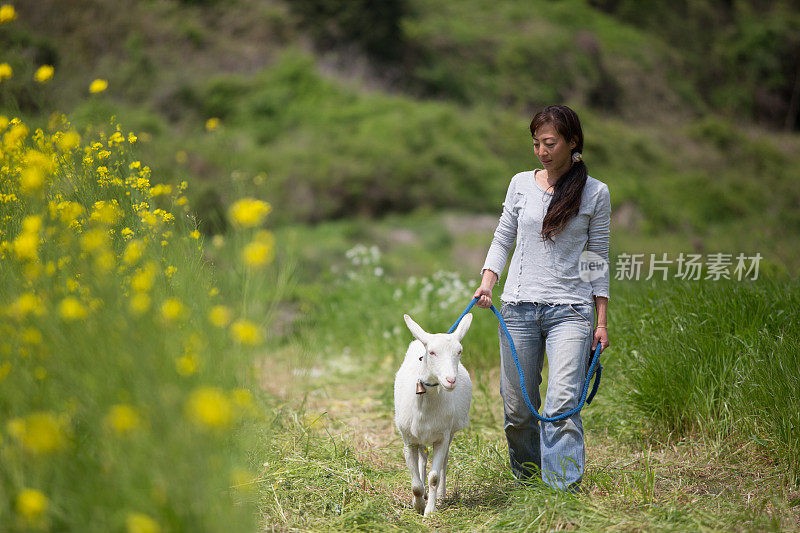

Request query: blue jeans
[{"left": 498, "top": 301, "right": 595, "bottom": 491}]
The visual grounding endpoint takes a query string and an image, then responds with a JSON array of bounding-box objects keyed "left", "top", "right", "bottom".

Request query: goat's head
[{"left": 403, "top": 313, "right": 472, "bottom": 391}]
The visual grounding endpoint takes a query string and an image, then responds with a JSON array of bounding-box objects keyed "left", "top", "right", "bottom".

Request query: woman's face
[{"left": 532, "top": 123, "right": 576, "bottom": 176}]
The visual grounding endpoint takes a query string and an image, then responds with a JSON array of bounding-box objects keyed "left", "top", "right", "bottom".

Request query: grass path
[{"left": 258, "top": 344, "right": 800, "bottom": 531}]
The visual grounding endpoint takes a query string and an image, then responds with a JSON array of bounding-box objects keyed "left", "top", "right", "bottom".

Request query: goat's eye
[
  {"left": 458, "top": 350, "right": 462, "bottom": 355},
  {"left": 429, "top": 351, "right": 436, "bottom": 357}
]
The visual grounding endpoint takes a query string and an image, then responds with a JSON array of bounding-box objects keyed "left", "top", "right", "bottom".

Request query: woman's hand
[
  {"left": 592, "top": 326, "right": 609, "bottom": 352},
  {"left": 473, "top": 285, "right": 493, "bottom": 309},
  {"left": 474, "top": 270, "right": 498, "bottom": 309}
]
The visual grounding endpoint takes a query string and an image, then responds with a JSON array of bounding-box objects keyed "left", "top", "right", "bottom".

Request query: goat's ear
[
  {"left": 453, "top": 313, "right": 473, "bottom": 341},
  {"left": 404, "top": 314, "right": 431, "bottom": 345}
]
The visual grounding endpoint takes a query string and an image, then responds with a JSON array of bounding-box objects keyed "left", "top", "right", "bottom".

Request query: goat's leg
[
  {"left": 403, "top": 445, "right": 425, "bottom": 514},
  {"left": 424, "top": 435, "right": 450, "bottom": 517},
  {"left": 437, "top": 433, "right": 454, "bottom": 502},
  {"left": 418, "top": 447, "right": 428, "bottom": 499}
]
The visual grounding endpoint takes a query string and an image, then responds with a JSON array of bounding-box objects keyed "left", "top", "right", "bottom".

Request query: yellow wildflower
[
  {"left": 34, "top": 65, "right": 54, "bottom": 83},
  {"left": 241, "top": 230, "right": 275, "bottom": 267},
  {"left": 190, "top": 230, "right": 200, "bottom": 240},
  {"left": 208, "top": 305, "right": 232, "bottom": 327},
  {"left": 16, "top": 489, "right": 48, "bottom": 522},
  {"left": 12, "top": 230, "right": 38, "bottom": 260},
  {"left": 126, "top": 512, "right": 161, "bottom": 533},
  {"left": 175, "top": 353, "right": 199, "bottom": 376},
  {"left": 164, "top": 265, "right": 177, "bottom": 278},
  {"left": 123, "top": 239, "right": 144, "bottom": 265},
  {"left": 108, "top": 131, "right": 124, "bottom": 145},
  {"left": 0, "top": 361, "right": 10, "bottom": 381},
  {"left": 90, "top": 200, "right": 121, "bottom": 225},
  {"left": 131, "top": 262, "right": 157, "bottom": 292},
  {"left": 121, "top": 227, "right": 134, "bottom": 240},
  {"left": 0, "top": 4, "right": 18, "bottom": 24},
  {"left": 9, "top": 292, "right": 44, "bottom": 319},
  {"left": 57, "top": 130, "right": 81, "bottom": 151},
  {"left": 89, "top": 78, "right": 108, "bottom": 93},
  {"left": 185, "top": 386, "right": 233, "bottom": 429},
  {"left": 0, "top": 62, "right": 11, "bottom": 82},
  {"left": 161, "top": 299, "right": 185, "bottom": 322},
  {"left": 228, "top": 198, "right": 271, "bottom": 228},
  {"left": 80, "top": 227, "right": 110, "bottom": 253},
  {"left": 59, "top": 297, "right": 88, "bottom": 321},
  {"left": 128, "top": 132, "right": 137, "bottom": 143},
  {"left": 205, "top": 117, "right": 220, "bottom": 131},
  {"left": 149, "top": 184, "right": 172, "bottom": 197},
  {"left": 34, "top": 366, "right": 46, "bottom": 380},
  {"left": 175, "top": 150, "right": 188, "bottom": 164},
  {"left": 129, "top": 292, "right": 151, "bottom": 315},
  {"left": 104, "top": 404, "right": 142, "bottom": 435},
  {"left": 10, "top": 412, "right": 67, "bottom": 454},
  {"left": 55, "top": 200, "right": 85, "bottom": 225},
  {"left": 230, "top": 319, "right": 262, "bottom": 345},
  {"left": 19, "top": 167, "right": 45, "bottom": 193}
]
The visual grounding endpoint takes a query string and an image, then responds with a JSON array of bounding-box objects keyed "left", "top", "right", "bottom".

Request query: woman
[{"left": 472, "top": 105, "right": 611, "bottom": 492}]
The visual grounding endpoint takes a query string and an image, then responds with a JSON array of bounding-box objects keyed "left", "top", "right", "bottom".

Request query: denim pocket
[{"left": 567, "top": 303, "right": 593, "bottom": 328}]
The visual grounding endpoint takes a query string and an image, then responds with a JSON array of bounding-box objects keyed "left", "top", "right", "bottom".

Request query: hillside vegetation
[{"left": 2, "top": 0, "right": 799, "bottom": 274}]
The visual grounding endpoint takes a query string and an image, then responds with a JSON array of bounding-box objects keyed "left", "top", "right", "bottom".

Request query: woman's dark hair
[{"left": 529, "top": 105, "right": 587, "bottom": 242}]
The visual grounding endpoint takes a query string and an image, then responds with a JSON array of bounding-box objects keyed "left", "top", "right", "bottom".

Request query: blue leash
[{"left": 447, "top": 297, "right": 604, "bottom": 423}]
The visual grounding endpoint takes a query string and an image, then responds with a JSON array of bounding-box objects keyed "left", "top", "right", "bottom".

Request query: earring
[{"left": 572, "top": 152, "right": 582, "bottom": 163}]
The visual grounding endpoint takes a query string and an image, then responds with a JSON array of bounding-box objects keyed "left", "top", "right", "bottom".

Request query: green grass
[{"left": 254, "top": 217, "right": 800, "bottom": 531}]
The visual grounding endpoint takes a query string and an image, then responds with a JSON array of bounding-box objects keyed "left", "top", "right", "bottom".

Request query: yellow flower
[
  {"left": 104, "top": 404, "right": 142, "bottom": 435},
  {"left": 126, "top": 512, "right": 160, "bottom": 533},
  {"left": 175, "top": 353, "right": 199, "bottom": 376},
  {"left": 0, "top": 62, "right": 11, "bottom": 82},
  {"left": 185, "top": 387, "right": 233, "bottom": 429},
  {"left": 208, "top": 305, "right": 232, "bottom": 327},
  {"left": 149, "top": 184, "right": 172, "bottom": 197},
  {"left": 241, "top": 230, "right": 275, "bottom": 267},
  {"left": 9, "top": 292, "right": 44, "bottom": 319},
  {"left": 59, "top": 297, "right": 88, "bottom": 321},
  {"left": 129, "top": 292, "right": 151, "bottom": 315},
  {"left": 16, "top": 489, "right": 48, "bottom": 522},
  {"left": 131, "top": 263, "right": 157, "bottom": 292},
  {"left": 80, "top": 227, "right": 110, "bottom": 253},
  {"left": 56, "top": 130, "right": 81, "bottom": 152},
  {"left": 34, "top": 366, "right": 46, "bottom": 380},
  {"left": 90, "top": 200, "right": 121, "bottom": 225},
  {"left": 21, "top": 328, "right": 42, "bottom": 345},
  {"left": 164, "top": 265, "right": 177, "bottom": 278},
  {"left": 34, "top": 65, "right": 54, "bottom": 83},
  {"left": 230, "top": 319, "right": 262, "bottom": 346},
  {"left": 128, "top": 132, "right": 137, "bottom": 143},
  {"left": 123, "top": 239, "right": 144, "bottom": 265},
  {"left": 175, "top": 150, "right": 187, "bottom": 164},
  {"left": 55, "top": 200, "right": 85, "bottom": 225},
  {"left": 20, "top": 166, "right": 45, "bottom": 194},
  {"left": 190, "top": 230, "right": 200, "bottom": 240},
  {"left": 160, "top": 298, "right": 184, "bottom": 321},
  {"left": 12, "top": 230, "right": 38, "bottom": 261},
  {"left": 10, "top": 412, "right": 67, "bottom": 454},
  {"left": 228, "top": 198, "right": 271, "bottom": 228},
  {"left": 89, "top": 78, "right": 108, "bottom": 93},
  {"left": 0, "top": 4, "right": 18, "bottom": 24},
  {"left": 205, "top": 117, "right": 220, "bottom": 132}
]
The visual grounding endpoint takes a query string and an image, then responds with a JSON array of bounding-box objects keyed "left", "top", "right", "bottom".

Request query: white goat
[{"left": 394, "top": 313, "right": 473, "bottom": 516}]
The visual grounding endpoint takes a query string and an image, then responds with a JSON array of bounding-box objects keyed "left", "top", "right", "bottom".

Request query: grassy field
[
  {"left": 252, "top": 222, "right": 800, "bottom": 531},
  {"left": 3, "top": 1, "right": 800, "bottom": 530}
]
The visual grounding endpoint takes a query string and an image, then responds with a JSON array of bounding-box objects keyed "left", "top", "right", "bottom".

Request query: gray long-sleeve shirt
[{"left": 481, "top": 169, "right": 611, "bottom": 305}]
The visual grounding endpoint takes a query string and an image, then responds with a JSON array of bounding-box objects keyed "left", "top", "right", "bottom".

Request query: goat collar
[{"left": 416, "top": 379, "right": 439, "bottom": 394}]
